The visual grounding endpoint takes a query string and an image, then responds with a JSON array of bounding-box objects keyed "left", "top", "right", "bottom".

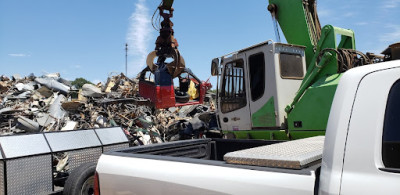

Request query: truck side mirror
[{"left": 211, "top": 58, "right": 219, "bottom": 76}]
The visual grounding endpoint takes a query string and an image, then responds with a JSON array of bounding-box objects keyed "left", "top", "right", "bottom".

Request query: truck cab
[{"left": 216, "top": 41, "right": 306, "bottom": 139}]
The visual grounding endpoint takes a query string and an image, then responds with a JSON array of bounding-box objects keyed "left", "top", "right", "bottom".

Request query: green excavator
[{"left": 213, "top": 0, "right": 389, "bottom": 140}]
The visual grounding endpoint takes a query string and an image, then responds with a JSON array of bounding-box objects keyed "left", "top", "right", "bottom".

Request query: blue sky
[{"left": 0, "top": 0, "right": 399, "bottom": 86}]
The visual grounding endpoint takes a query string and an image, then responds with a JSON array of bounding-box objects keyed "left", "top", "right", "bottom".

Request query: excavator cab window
[
  {"left": 249, "top": 53, "right": 265, "bottom": 101},
  {"left": 279, "top": 53, "right": 304, "bottom": 79},
  {"left": 220, "top": 60, "right": 246, "bottom": 113},
  {"left": 175, "top": 73, "right": 190, "bottom": 103},
  {"left": 178, "top": 73, "right": 189, "bottom": 91}
]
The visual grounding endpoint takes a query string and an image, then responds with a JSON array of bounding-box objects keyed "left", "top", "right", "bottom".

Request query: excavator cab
[{"left": 138, "top": 66, "right": 211, "bottom": 109}]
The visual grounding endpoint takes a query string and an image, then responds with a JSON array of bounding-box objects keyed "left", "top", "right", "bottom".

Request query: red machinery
[{"left": 139, "top": 68, "right": 211, "bottom": 109}]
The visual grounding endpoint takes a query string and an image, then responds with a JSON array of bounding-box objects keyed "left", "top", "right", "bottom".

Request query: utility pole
[{"left": 125, "top": 43, "right": 128, "bottom": 76}]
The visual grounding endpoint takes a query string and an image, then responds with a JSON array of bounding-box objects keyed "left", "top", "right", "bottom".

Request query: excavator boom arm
[{"left": 268, "top": 0, "right": 321, "bottom": 67}]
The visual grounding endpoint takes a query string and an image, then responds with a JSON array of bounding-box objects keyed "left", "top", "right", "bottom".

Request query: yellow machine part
[{"left": 188, "top": 81, "right": 199, "bottom": 100}]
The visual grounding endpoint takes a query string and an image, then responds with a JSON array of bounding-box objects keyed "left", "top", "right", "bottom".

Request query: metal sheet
[
  {"left": 0, "top": 160, "right": 4, "bottom": 195},
  {"left": 224, "top": 136, "right": 325, "bottom": 169},
  {"left": 45, "top": 130, "right": 101, "bottom": 152},
  {"left": 0, "top": 148, "right": 3, "bottom": 160},
  {"left": 67, "top": 147, "right": 102, "bottom": 172},
  {"left": 6, "top": 155, "right": 52, "bottom": 195},
  {"left": 95, "top": 127, "right": 128, "bottom": 145},
  {"left": 0, "top": 134, "right": 51, "bottom": 159},
  {"left": 103, "top": 143, "right": 129, "bottom": 153}
]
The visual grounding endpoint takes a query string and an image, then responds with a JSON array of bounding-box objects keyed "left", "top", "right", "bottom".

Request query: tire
[
  {"left": 176, "top": 94, "right": 190, "bottom": 103},
  {"left": 63, "top": 162, "right": 97, "bottom": 195}
]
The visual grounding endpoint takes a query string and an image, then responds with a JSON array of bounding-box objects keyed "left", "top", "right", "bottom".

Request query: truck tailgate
[{"left": 97, "top": 154, "right": 316, "bottom": 195}]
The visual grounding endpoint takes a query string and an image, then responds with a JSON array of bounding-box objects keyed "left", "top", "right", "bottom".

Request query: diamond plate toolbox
[
  {"left": 224, "top": 136, "right": 325, "bottom": 169},
  {"left": 6, "top": 155, "right": 52, "bottom": 195},
  {"left": 0, "top": 127, "right": 129, "bottom": 194},
  {"left": 94, "top": 127, "right": 128, "bottom": 145},
  {"left": 0, "top": 134, "right": 52, "bottom": 195},
  {"left": 0, "top": 134, "right": 50, "bottom": 159},
  {"left": 44, "top": 129, "right": 101, "bottom": 152}
]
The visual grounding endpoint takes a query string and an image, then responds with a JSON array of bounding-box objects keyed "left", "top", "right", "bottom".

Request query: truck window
[
  {"left": 220, "top": 60, "right": 246, "bottom": 113},
  {"left": 382, "top": 80, "right": 400, "bottom": 169},
  {"left": 249, "top": 53, "right": 265, "bottom": 101},
  {"left": 279, "top": 53, "right": 304, "bottom": 79}
]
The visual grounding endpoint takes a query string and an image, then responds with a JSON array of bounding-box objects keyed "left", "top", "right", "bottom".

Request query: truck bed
[
  {"left": 107, "top": 139, "right": 319, "bottom": 174},
  {"left": 97, "top": 139, "right": 320, "bottom": 194}
]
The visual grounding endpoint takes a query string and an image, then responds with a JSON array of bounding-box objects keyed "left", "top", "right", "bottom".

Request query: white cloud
[
  {"left": 8, "top": 53, "right": 31, "bottom": 57},
  {"left": 379, "top": 25, "right": 400, "bottom": 43},
  {"left": 382, "top": 0, "right": 400, "bottom": 8},
  {"left": 318, "top": 8, "right": 332, "bottom": 18},
  {"left": 126, "top": 0, "right": 153, "bottom": 77}
]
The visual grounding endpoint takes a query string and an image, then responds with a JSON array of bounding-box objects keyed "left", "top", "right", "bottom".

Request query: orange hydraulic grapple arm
[{"left": 146, "top": 0, "right": 185, "bottom": 78}]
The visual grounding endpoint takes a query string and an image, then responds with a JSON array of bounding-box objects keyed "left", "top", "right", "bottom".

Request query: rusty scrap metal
[
  {"left": 0, "top": 72, "right": 219, "bottom": 147},
  {"left": 382, "top": 42, "right": 400, "bottom": 61}
]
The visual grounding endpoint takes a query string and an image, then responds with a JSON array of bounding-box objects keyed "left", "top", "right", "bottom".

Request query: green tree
[
  {"left": 207, "top": 89, "right": 217, "bottom": 94},
  {"left": 71, "top": 77, "right": 93, "bottom": 89}
]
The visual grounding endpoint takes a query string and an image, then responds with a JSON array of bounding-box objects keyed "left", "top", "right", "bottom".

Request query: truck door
[{"left": 218, "top": 53, "right": 251, "bottom": 131}]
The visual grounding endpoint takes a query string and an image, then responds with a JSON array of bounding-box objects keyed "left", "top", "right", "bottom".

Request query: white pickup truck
[{"left": 95, "top": 59, "right": 400, "bottom": 194}]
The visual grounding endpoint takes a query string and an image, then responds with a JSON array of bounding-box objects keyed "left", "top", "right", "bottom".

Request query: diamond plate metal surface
[
  {"left": 224, "top": 136, "right": 325, "bottom": 169},
  {"left": 45, "top": 130, "right": 101, "bottom": 152},
  {"left": 0, "top": 160, "right": 4, "bottom": 195},
  {"left": 67, "top": 147, "right": 102, "bottom": 172},
  {"left": 95, "top": 127, "right": 128, "bottom": 145},
  {"left": 103, "top": 143, "right": 129, "bottom": 153},
  {"left": 0, "top": 134, "right": 51, "bottom": 159},
  {"left": 6, "top": 155, "right": 52, "bottom": 195}
]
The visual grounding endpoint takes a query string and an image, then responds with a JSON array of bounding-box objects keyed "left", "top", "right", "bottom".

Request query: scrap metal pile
[{"left": 0, "top": 73, "right": 219, "bottom": 146}]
